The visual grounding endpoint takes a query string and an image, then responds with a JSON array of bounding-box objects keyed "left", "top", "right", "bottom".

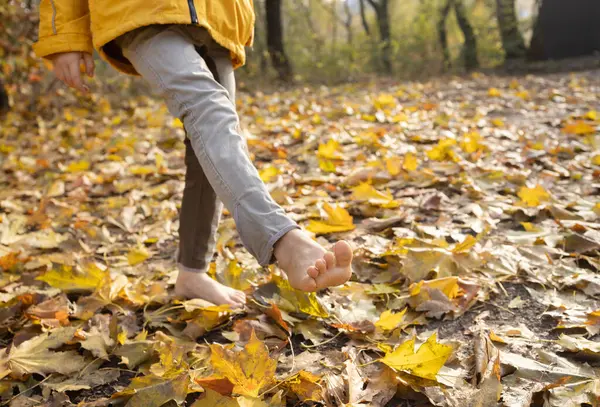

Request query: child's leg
[
  {"left": 176, "top": 138, "right": 246, "bottom": 306},
  {"left": 174, "top": 51, "right": 246, "bottom": 306},
  {"left": 119, "top": 25, "right": 352, "bottom": 293}
]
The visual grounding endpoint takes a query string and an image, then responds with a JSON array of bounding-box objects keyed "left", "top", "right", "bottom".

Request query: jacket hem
[{"left": 33, "top": 33, "right": 94, "bottom": 58}]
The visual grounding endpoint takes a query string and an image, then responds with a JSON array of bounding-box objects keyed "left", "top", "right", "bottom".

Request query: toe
[
  {"left": 302, "top": 276, "right": 317, "bottom": 292},
  {"left": 307, "top": 266, "right": 319, "bottom": 279},
  {"left": 333, "top": 241, "right": 353, "bottom": 266},
  {"left": 324, "top": 251, "right": 335, "bottom": 269},
  {"left": 315, "top": 259, "right": 327, "bottom": 274}
]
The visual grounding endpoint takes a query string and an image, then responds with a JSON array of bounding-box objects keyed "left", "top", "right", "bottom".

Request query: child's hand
[{"left": 48, "top": 52, "right": 95, "bottom": 93}]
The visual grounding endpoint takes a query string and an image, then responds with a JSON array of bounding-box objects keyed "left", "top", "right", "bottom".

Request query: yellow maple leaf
[
  {"left": 191, "top": 389, "right": 238, "bottom": 407},
  {"left": 380, "top": 333, "right": 452, "bottom": 380},
  {"left": 317, "top": 139, "right": 343, "bottom": 160},
  {"left": 402, "top": 153, "right": 418, "bottom": 171},
  {"left": 452, "top": 235, "right": 477, "bottom": 253},
  {"left": 37, "top": 264, "right": 106, "bottom": 292},
  {"left": 515, "top": 90, "right": 530, "bottom": 100},
  {"left": 594, "top": 203, "right": 600, "bottom": 216},
  {"left": 410, "top": 277, "right": 461, "bottom": 300},
  {"left": 427, "top": 138, "right": 457, "bottom": 161},
  {"left": 210, "top": 330, "right": 277, "bottom": 398},
  {"left": 350, "top": 183, "right": 399, "bottom": 208},
  {"left": 562, "top": 120, "right": 596, "bottom": 135},
  {"left": 272, "top": 274, "right": 329, "bottom": 317},
  {"left": 592, "top": 155, "right": 600, "bottom": 166},
  {"left": 129, "top": 165, "right": 154, "bottom": 175},
  {"left": 306, "top": 203, "right": 355, "bottom": 235},
  {"left": 460, "top": 132, "right": 485, "bottom": 154},
  {"left": 318, "top": 158, "right": 337, "bottom": 173},
  {"left": 128, "top": 247, "right": 151, "bottom": 266},
  {"left": 172, "top": 118, "right": 184, "bottom": 128},
  {"left": 488, "top": 88, "right": 501, "bottom": 97},
  {"left": 385, "top": 157, "right": 402, "bottom": 176},
  {"left": 374, "top": 93, "right": 396, "bottom": 109},
  {"left": 259, "top": 165, "right": 280, "bottom": 182},
  {"left": 491, "top": 118, "right": 504, "bottom": 127},
  {"left": 585, "top": 110, "right": 597, "bottom": 121},
  {"left": 65, "top": 160, "right": 90, "bottom": 173},
  {"left": 517, "top": 185, "right": 550, "bottom": 207},
  {"left": 285, "top": 371, "right": 322, "bottom": 402},
  {"left": 375, "top": 308, "right": 407, "bottom": 331}
]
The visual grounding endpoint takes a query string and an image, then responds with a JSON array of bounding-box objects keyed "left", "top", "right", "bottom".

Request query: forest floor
[{"left": 0, "top": 69, "right": 599, "bottom": 407}]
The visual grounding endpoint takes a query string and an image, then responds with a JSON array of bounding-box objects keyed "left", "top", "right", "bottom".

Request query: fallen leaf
[
  {"left": 306, "top": 203, "right": 355, "bottom": 234},
  {"left": 518, "top": 185, "right": 550, "bottom": 207},
  {"left": 0, "top": 327, "right": 87, "bottom": 379},
  {"left": 380, "top": 333, "right": 452, "bottom": 380},
  {"left": 37, "top": 264, "right": 107, "bottom": 292},
  {"left": 210, "top": 330, "right": 277, "bottom": 398}
]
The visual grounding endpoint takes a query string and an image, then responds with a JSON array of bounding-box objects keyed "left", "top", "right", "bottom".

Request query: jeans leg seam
[{"left": 261, "top": 223, "right": 300, "bottom": 266}]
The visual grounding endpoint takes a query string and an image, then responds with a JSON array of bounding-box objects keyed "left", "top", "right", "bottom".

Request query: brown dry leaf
[
  {"left": 117, "top": 372, "right": 189, "bottom": 407},
  {"left": 0, "top": 327, "right": 87, "bottom": 379}
]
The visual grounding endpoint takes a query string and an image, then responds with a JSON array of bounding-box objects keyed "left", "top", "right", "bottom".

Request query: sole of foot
[{"left": 275, "top": 228, "right": 353, "bottom": 292}]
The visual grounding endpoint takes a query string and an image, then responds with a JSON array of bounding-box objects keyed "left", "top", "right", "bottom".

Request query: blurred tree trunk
[
  {"left": 366, "top": 0, "right": 392, "bottom": 73},
  {"left": 254, "top": 0, "right": 269, "bottom": 73},
  {"left": 0, "top": 81, "right": 8, "bottom": 115},
  {"left": 496, "top": 0, "right": 526, "bottom": 59},
  {"left": 438, "top": 0, "right": 478, "bottom": 70},
  {"left": 528, "top": 0, "right": 600, "bottom": 60},
  {"left": 344, "top": 0, "right": 352, "bottom": 45},
  {"left": 438, "top": 0, "right": 452, "bottom": 70},
  {"left": 265, "top": 0, "right": 292, "bottom": 81},
  {"left": 453, "top": 0, "right": 478, "bottom": 70},
  {"left": 358, "top": 0, "right": 371, "bottom": 35}
]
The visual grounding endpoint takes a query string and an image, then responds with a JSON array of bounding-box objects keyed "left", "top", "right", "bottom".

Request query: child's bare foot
[
  {"left": 274, "top": 229, "right": 353, "bottom": 292},
  {"left": 175, "top": 270, "right": 246, "bottom": 308}
]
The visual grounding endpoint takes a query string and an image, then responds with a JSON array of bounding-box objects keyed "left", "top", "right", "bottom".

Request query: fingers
[
  {"left": 67, "top": 57, "right": 88, "bottom": 93},
  {"left": 51, "top": 53, "right": 92, "bottom": 92},
  {"left": 60, "top": 64, "right": 74, "bottom": 89},
  {"left": 82, "top": 53, "right": 95, "bottom": 78}
]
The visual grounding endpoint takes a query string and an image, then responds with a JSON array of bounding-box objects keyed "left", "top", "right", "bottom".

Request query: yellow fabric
[{"left": 34, "top": 0, "right": 255, "bottom": 73}]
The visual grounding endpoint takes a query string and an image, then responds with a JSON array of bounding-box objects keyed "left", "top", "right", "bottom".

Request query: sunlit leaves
[
  {"left": 37, "top": 264, "right": 107, "bottom": 292},
  {"left": 380, "top": 333, "right": 452, "bottom": 380},
  {"left": 271, "top": 274, "right": 329, "bottom": 318},
  {"left": 350, "top": 182, "right": 399, "bottom": 208},
  {"left": 427, "top": 138, "right": 458, "bottom": 161},
  {"left": 306, "top": 203, "right": 355, "bottom": 234},
  {"left": 488, "top": 88, "right": 501, "bottom": 97},
  {"left": 65, "top": 160, "right": 90, "bottom": 173},
  {"left": 375, "top": 308, "right": 407, "bottom": 331},
  {"left": 127, "top": 246, "right": 152, "bottom": 266},
  {"left": 210, "top": 331, "right": 277, "bottom": 398},
  {"left": 517, "top": 185, "right": 550, "bottom": 207},
  {"left": 562, "top": 120, "right": 596, "bottom": 135},
  {"left": 258, "top": 165, "right": 280, "bottom": 182}
]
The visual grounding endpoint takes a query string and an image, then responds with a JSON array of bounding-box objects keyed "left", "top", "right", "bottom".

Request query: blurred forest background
[{"left": 1, "top": 0, "right": 600, "bottom": 113}]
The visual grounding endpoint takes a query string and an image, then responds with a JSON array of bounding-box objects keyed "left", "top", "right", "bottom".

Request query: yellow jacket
[{"left": 33, "top": 0, "right": 255, "bottom": 74}]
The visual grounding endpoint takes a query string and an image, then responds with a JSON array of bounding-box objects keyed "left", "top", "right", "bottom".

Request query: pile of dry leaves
[{"left": 0, "top": 69, "right": 599, "bottom": 406}]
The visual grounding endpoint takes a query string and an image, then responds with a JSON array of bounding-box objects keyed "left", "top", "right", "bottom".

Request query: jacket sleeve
[{"left": 33, "top": 0, "right": 93, "bottom": 58}]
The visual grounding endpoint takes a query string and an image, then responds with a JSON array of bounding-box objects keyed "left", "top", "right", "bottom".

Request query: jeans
[{"left": 116, "top": 24, "right": 299, "bottom": 271}]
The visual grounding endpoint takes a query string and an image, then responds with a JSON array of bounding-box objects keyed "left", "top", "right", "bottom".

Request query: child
[{"left": 34, "top": 0, "right": 353, "bottom": 307}]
